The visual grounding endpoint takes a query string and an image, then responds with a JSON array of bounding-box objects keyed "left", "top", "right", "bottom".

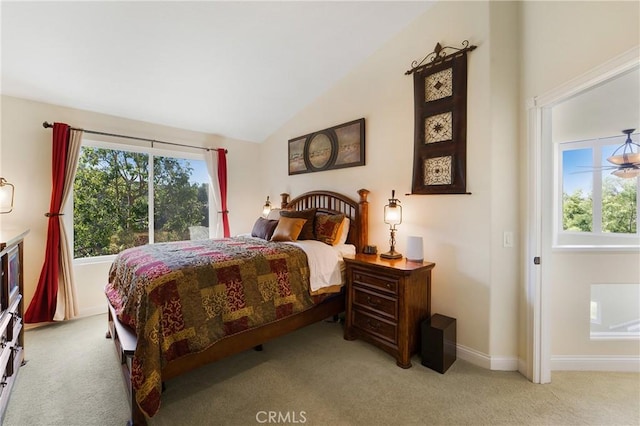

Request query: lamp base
[{"left": 380, "top": 250, "right": 402, "bottom": 260}]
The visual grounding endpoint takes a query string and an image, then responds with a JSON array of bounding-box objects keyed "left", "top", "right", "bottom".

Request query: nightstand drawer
[
  {"left": 353, "top": 287, "right": 397, "bottom": 320},
  {"left": 352, "top": 310, "right": 397, "bottom": 344},
  {"left": 352, "top": 270, "right": 398, "bottom": 295}
]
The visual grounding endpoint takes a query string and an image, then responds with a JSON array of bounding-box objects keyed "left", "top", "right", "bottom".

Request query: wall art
[
  {"left": 406, "top": 40, "right": 476, "bottom": 194},
  {"left": 288, "top": 118, "right": 365, "bottom": 175}
]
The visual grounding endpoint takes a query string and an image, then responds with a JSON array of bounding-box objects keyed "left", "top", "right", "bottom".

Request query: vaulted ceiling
[{"left": 1, "top": 1, "right": 434, "bottom": 143}]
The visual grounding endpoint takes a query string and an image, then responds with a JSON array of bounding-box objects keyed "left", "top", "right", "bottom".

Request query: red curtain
[
  {"left": 217, "top": 149, "right": 230, "bottom": 238},
  {"left": 25, "top": 123, "right": 69, "bottom": 323}
]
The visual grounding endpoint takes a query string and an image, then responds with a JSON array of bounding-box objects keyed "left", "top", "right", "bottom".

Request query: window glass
[
  {"left": 591, "top": 283, "right": 640, "bottom": 340},
  {"left": 562, "top": 148, "right": 593, "bottom": 232},
  {"left": 73, "top": 145, "right": 210, "bottom": 258},
  {"left": 556, "top": 133, "right": 639, "bottom": 248},
  {"left": 601, "top": 144, "right": 637, "bottom": 234},
  {"left": 153, "top": 156, "right": 209, "bottom": 243},
  {"left": 74, "top": 147, "right": 149, "bottom": 257}
]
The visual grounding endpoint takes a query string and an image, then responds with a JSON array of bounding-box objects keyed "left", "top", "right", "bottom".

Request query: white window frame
[
  {"left": 66, "top": 139, "right": 213, "bottom": 264},
  {"left": 590, "top": 283, "right": 640, "bottom": 341},
  {"left": 554, "top": 136, "right": 640, "bottom": 250}
]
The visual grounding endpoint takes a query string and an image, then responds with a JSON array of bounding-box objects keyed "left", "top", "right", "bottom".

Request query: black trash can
[{"left": 421, "top": 314, "right": 456, "bottom": 373}]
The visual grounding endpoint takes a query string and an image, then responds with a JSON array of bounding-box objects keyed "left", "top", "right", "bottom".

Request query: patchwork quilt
[{"left": 106, "top": 236, "right": 316, "bottom": 418}]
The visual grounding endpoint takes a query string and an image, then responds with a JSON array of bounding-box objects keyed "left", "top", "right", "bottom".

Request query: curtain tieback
[
  {"left": 44, "top": 212, "right": 64, "bottom": 217},
  {"left": 218, "top": 210, "right": 229, "bottom": 214}
]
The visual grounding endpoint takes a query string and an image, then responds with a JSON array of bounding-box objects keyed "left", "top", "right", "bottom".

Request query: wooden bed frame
[{"left": 106, "top": 189, "right": 369, "bottom": 425}]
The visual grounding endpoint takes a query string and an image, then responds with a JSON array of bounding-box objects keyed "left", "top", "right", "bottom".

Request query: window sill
[
  {"left": 590, "top": 332, "right": 640, "bottom": 341},
  {"left": 73, "top": 254, "right": 117, "bottom": 265},
  {"left": 552, "top": 245, "right": 640, "bottom": 252}
]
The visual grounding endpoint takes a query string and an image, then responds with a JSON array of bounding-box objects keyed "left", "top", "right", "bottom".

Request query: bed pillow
[
  {"left": 337, "top": 217, "right": 350, "bottom": 245},
  {"left": 251, "top": 217, "right": 279, "bottom": 240},
  {"left": 270, "top": 217, "right": 307, "bottom": 242},
  {"left": 315, "top": 214, "right": 346, "bottom": 245},
  {"left": 280, "top": 208, "right": 317, "bottom": 240}
]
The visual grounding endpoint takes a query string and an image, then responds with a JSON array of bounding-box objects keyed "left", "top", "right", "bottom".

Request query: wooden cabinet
[
  {"left": 344, "top": 254, "right": 435, "bottom": 368},
  {"left": 0, "top": 229, "right": 28, "bottom": 421}
]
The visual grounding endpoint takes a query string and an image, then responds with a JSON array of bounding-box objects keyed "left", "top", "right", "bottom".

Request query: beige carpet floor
[{"left": 4, "top": 313, "right": 639, "bottom": 426}]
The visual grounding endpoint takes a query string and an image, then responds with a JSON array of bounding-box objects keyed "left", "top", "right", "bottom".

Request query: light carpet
[{"left": 4, "top": 313, "right": 639, "bottom": 425}]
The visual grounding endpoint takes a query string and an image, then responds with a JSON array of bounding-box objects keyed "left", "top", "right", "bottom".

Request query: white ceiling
[
  {"left": 552, "top": 66, "right": 640, "bottom": 143},
  {"left": 1, "top": 1, "right": 434, "bottom": 143}
]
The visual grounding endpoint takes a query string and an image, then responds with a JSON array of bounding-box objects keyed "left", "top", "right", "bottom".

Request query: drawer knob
[
  {"left": 366, "top": 296, "right": 380, "bottom": 308},
  {"left": 366, "top": 319, "right": 381, "bottom": 331}
]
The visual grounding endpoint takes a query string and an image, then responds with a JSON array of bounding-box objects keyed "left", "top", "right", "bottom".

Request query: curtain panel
[
  {"left": 54, "top": 129, "right": 82, "bottom": 320},
  {"left": 204, "top": 149, "right": 229, "bottom": 238},
  {"left": 217, "top": 149, "right": 230, "bottom": 238},
  {"left": 25, "top": 123, "right": 82, "bottom": 323}
]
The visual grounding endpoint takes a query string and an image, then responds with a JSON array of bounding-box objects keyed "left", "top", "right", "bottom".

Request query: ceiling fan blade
[
  {"left": 570, "top": 170, "right": 598, "bottom": 175},
  {"left": 573, "top": 165, "right": 618, "bottom": 170}
]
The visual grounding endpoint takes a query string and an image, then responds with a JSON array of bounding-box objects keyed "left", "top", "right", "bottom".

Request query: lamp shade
[
  {"left": 406, "top": 236, "right": 424, "bottom": 262},
  {"left": 384, "top": 190, "right": 402, "bottom": 227},
  {"left": 0, "top": 177, "right": 14, "bottom": 214},
  {"left": 380, "top": 189, "right": 403, "bottom": 259},
  {"left": 612, "top": 167, "right": 640, "bottom": 178},
  {"left": 606, "top": 129, "right": 640, "bottom": 178},
  {"left": 262, "top": 196, "right": 272, "bottom": 218},
  {"left": 607, "top": 152, "right": 640, "bottom": 166}
]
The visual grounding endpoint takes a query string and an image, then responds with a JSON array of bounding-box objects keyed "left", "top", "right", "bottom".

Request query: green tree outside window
[{"left": 74, "top": 147, "right": 209, "bottom": 258}]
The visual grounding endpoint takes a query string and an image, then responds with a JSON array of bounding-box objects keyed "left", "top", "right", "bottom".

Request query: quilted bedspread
[{"left": 105, "top": 236, "right": 315, "bottom": 418}]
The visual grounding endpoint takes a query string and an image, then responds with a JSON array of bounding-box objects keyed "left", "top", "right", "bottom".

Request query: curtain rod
[{"left": 42, "top": 121, "right": 227, "bottom": 153}]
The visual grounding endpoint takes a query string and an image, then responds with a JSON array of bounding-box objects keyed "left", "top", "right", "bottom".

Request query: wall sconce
[
  {"left": 0, "top": 177, "right": 15, "bottom": 214},
  {"left": 380, "top": 190, "right": 402, "bottom": 259},
  {"left": 262, "top": 196, "right": 272, "bottom": 218}
]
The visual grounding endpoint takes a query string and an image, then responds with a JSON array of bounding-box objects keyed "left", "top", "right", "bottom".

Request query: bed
[{"left": 106, "top": 189, "right": 370, "bottom": 425}]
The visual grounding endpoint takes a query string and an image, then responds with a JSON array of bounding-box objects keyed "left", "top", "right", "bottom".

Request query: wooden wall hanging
[{"left": 406, "top": 40, "right": 476, "bottom": 194}]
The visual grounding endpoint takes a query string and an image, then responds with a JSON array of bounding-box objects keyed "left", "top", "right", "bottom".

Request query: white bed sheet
[{"left": 286, "top": 240, "right": 355, "bottom": 292}]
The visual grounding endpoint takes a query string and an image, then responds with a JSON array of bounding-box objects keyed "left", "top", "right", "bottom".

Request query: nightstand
[{"left": 343, "top": 254, "right": 435, "bottom": 368}]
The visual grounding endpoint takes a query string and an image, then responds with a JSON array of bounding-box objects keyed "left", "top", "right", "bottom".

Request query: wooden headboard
[{"left": 279, "top": 189, "right": 369, "bottom": 253}]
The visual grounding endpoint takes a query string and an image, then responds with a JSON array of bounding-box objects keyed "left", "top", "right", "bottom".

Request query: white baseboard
[
  {"left": 490, "top": 355, "right": 520, "bottom": 371},
  {"left": 551, "top": 355, "right": 640, "bottom": 372},
  {"left": 456, "top": 344, "right": 519, "bottom": 371}
]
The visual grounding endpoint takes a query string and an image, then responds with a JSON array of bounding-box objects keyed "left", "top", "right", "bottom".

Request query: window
[
  {"left": 590, "top": 284, "right": 640, "bottom": 340},
  {"left": 72, "top": 141, "right": 211, "bottom": 259},
  {"left": 556, "top": 133, "right": 639, "bottom": 248}
]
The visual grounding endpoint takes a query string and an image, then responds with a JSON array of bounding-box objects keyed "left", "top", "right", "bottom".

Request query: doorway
[{"left": 527, "top": 48, "right": 640, "bottom": 383}]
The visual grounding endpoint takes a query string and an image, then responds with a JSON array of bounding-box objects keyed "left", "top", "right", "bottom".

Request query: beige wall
[
  {"left": 520, "top": 0, "right": 640, "bottom": 369},
  {"left": 0, "top": 95, "right": 262, "bottom": 316},
  {"left": 488, "top": 0, "right": 521, "bottom": 363},
  {"left": 260, "top": 1, "right": 520, "bottom": 367},
  {"left": 1, "top": 0, "right": 637, "bottom": 370}
]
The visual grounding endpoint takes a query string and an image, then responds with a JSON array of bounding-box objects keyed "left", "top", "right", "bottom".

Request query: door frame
[{"left": 525, "top": 47, "right": 639, "bottom": 384}]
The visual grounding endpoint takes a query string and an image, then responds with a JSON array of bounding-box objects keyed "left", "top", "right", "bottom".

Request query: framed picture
[{"left": 288, "top": 118, "right": 365, "bottom": 175}]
